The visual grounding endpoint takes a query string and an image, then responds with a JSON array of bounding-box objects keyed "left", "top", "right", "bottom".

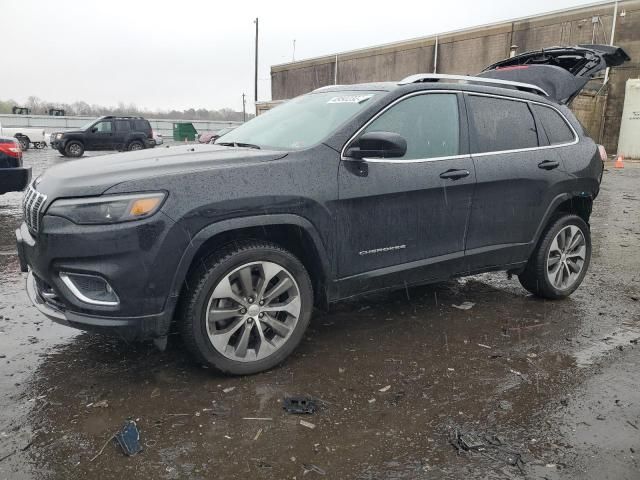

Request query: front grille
[{"left": 22, "top": 184, "right": 47, "bottom": 233}]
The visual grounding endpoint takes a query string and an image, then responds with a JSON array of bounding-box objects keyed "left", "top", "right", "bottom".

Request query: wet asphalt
[{"left": 0, "top": 147, "right": 638, "bottom": 480}]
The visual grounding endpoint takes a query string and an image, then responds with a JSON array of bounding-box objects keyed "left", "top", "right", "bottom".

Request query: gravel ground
[{"left": 0, "top": 147, "right": 639, "bottom": 479}]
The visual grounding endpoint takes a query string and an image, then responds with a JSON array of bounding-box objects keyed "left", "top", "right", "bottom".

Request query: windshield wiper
[{"left": 217, "top": 142, "right": 261, "bottom": 149}]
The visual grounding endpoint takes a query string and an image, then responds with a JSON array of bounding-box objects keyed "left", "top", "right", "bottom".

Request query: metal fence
[{"left": 0, "top": 114, "right": 242, "bottom": 139}]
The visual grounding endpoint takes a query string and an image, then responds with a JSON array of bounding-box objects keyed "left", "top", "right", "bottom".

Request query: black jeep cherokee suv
[
  {"left": 50, "top": 116, "right": 155, "bottom": 158},
  {"left": 17, "top": 45, "right": 628, "bottom": 375}
]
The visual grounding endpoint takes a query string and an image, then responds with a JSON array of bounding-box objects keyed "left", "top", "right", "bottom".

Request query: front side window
[
  {"left": 532, "top": 104, "right": 575, "bottom": 145},
  {"left": 467, "top": 95, "right": 538, "bottom": 153},
  {"left": 360, "top": 93, "right": 460, "bottom": 160},
  {"left": 219, "top": 91, "right": 381, "bottom": 150},
  {"left": 93, "top": 121, "right": 112, "bottom": 133}
]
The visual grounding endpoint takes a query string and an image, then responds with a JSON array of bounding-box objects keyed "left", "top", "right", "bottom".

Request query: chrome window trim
[
  {"left": 340, "top": 90, "right": 579, "bottom": 165},
  {"left": 59, "top": 272, "right": 120, "bottom": 307}
]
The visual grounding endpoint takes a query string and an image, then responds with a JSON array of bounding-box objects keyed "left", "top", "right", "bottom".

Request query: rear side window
[
  {"left": 467, "top": 95, "right": 538, "bottom": 153},
  {"left": 362, "top": 93, "right": 460, "bottom": 160},
  {"left": 115, "top": 120, "right": 131, "bottom": 132},
  {"left": 532, "top": 105, "right": 575, "bottom": 145},
  {"left": 133, "top": 120, "right": 150, "bottom": 131}
]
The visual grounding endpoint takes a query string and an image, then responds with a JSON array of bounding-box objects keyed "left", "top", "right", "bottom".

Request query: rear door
[
  {"left": 337, "top": 91, "right": 476, "bottom": 287},
  {"left": 113, "top": 119, "right": 131, "bottom": 150},
  {"left": 463, "top": 93, "right": 572, "bottom": 271},
  {"left": 478, "top": 44, "right": 630, "bottom": 104}
]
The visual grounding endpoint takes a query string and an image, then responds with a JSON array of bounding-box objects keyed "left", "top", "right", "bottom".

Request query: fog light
[{"left": 59, "top": 272, "right": 120, "bottom": 306}]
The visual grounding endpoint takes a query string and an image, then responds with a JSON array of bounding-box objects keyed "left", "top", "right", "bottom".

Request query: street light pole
[
  {"left": 242, "top": 93, "right": 246, "bottom": 122},
  {"left": 254, "top": 17, "right": 259, "bottom": 103}
]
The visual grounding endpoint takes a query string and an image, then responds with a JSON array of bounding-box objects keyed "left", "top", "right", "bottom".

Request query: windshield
[{"left": 219, "top": 91, "right": 380, "bottom": 150}]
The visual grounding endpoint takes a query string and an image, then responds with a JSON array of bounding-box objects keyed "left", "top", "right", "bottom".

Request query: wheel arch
[
  {"left": 528, "top": 193, "right": 593, "bottom": 257},
  {"left": 168, "top": 215, "right": 333, "bottom": 313}
]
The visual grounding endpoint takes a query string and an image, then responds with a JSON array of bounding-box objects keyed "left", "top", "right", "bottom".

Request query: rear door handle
[
  {"left": 538, "top": 160, "right": 560, "bottom": 170},
  {"left": 439, "top": 169, "right": 470, "bottom": 180}
]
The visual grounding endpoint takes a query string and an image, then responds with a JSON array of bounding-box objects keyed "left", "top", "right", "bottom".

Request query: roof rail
[{"left": 398, "top": 73, "right": 549, "bottom": 97}]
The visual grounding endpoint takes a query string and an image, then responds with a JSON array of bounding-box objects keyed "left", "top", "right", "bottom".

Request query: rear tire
[
  {"left": 128, "top": 140, "right": 144, "bottom": 151},
  {"left": 16, "top": 136, "right": 29, "bottom": 150},
  {"left": 178, "top": 240, "right": 313, "bottom": 375},
  {"left": 64, "top": 141, "right": 84, "bottom": 158},
  {"left": 518, "top": 214, "right": 591, "bottom": 299}
]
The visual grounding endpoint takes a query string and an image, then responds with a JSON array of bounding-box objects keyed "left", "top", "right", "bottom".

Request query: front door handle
[
  {"left": 538, "top": 160, "right": 560, "bottom": 170},
  {"left": 439, "top": 169, "right": 470, "bottom": 180}
]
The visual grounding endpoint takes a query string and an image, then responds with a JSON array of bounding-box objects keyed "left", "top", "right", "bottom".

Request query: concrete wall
[
  {"left": 271, "top": 0, "right": 640, "bottom": 152},
  {"left": 0, "top": 114, "right": 241, "bottom": 139}
]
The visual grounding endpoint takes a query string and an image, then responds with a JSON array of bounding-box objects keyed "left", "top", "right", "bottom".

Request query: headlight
[
  {"left": 56, "top": 133, "right": 63, "bottom": 139},
  {"left": 47, "top": 192, "right": 166, "bottom": 225}
]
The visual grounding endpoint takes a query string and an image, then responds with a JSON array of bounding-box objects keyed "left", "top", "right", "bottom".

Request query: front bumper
[
  {"left": 0, "top": 167, "right": 31, "bottom": 194},
  {"left": 25, "top": 270, "right": 171, "bottom": 338}
]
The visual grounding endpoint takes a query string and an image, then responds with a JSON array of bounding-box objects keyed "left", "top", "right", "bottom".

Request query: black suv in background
[
  {"left": 50, "top": 116, "right": 155, "bottom": 158},
  {"left": 17, "top": 45, "right": 628, "bottom": 375},
  {"left": 0, "top": 137, "right": 30, "bottom": 195}
]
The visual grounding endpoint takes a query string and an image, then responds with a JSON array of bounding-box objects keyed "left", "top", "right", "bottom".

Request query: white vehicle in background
[
  {"left": 0, "top": 122, "right": 46, "bottom": 150},
  {"left": 153, "top": 130, "right": 163, "bottom": 145}
]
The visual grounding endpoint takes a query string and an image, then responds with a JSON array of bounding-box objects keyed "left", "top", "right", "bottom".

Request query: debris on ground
[
  {"left": 283, "top": 397, "right": 317, "bottom": 414},
  {"left": 302, "top": 463, "right": 326, "bottom": 475},
  {"left": 450, "top": 428, "right": 524, "bottom": 471},
  {"left": 89, "top": 400, "right": 109, "bottom": 408},
  {"left": 378, "top": 385, "right": 391, "bottom": 393},
  {"left": 498, "top": 400, "right": 513, "bottom": 411},
  {"left": 253, "top": 428, "right": 263, "bottom": 441},
  {"left": 299, "top": 420, "right": 316, "bottom": 429},
  {"left": 114, "top": 420, "right": 143, "bottom": 456},
  {"left": 478, "top": 344, "right": 491, "bottom": 349},
  {"left": 222, "top": 387, "right": 236, "bottom": 394},
  {"left": 452, "top": 302, "right": 475, "bottom": 311}
]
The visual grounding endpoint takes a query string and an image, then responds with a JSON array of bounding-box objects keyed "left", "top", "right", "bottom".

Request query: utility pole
[
  {"left": 292, "top": 39, "right": 296, "bottom": 62},
  {"left": 242, "top": 93, "right": 246, "bottom": 122},
  {"left": 254, "top": 17, "right": 259, "bottom": 103}
]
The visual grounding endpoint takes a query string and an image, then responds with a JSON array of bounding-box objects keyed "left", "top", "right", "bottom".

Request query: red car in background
[{"left": 0, "top": 136, "right": 31, "bottom": 195}]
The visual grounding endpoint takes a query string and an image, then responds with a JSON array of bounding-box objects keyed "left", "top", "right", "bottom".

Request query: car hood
[
  {"left": 478, "top": 44, "right": 630, "bottom": 104},
  {"left": 34, "top": 144, "right": 288, "bottom": 199}
]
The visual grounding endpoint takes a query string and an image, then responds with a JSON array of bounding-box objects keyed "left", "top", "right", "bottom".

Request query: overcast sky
[{"left": 3, "top": 0, "right": 604, "bottom": 112}]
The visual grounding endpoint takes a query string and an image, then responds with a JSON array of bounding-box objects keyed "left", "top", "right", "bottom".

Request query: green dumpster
[{"left": 173, "top": 122, "right": 198, "bottom": 141}]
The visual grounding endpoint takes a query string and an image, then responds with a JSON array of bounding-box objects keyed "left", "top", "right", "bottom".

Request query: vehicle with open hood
[{"left": 17, "top": 45, "right": 629, "bottom": 375}]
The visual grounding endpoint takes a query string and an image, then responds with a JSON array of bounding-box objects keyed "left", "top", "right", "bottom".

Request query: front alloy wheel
[
  {"left": 206, "top": 261, "right": 302, "bottom": 362},
  {"left": 179, "top": 241, "right": 313, "bottom": 375}
]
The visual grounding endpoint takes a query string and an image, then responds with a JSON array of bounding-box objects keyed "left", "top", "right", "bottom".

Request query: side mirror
[
  {"left": 90, "top": 127, "right": 98, "bottom": 133},
  {"left": 345, "top": 131, "right": 407, "bottom": 159}
]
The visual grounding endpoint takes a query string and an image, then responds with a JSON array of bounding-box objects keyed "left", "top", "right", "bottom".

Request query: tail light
[
  {"left": 0, "top": 140, "right": 22, "bottom": 160},
  {"left": 597, "top": 144, "right": 607, "bottom": 162}
]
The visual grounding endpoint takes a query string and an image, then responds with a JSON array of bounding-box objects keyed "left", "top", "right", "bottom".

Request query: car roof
[{"left": 311, "top": 75, "right": 558, "bottom": 106}]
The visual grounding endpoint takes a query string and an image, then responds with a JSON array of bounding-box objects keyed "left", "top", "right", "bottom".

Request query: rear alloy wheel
[
  {"left": 64, "top": 141, "right": 84, "bottom": 158},
  {"left": 16, "top": 136, "right": 29, "bottom": 150},
  {"left": 518, "top": 215, "right": 591, "bottom": 299},
  {"left": 128, "top": 141, "right": 144, "bottom": 151},
  {"left": 179, "top": 241, "right": 313, "bottom": 375}
]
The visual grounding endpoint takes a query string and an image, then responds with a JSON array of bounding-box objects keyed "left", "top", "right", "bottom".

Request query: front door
[
  {"left": 85, "top": 119, "right": 113, "bottom": 149},
  {"left": 336, "top": 92, "right": 476, "bottom": 291}
]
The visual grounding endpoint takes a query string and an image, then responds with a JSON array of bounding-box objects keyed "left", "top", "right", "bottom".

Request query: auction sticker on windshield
[{"left": 327, "top": 94, "right": 374, "bottom": 104}]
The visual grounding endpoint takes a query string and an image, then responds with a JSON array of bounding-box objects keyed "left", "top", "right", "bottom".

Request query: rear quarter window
[
  {"left": 467, "top": 95, "right": 539, "bottom": 153},
  {"left": 133, "top": 120, "right": 150, "bottom": 131},
  {"left": 532, "top": 105, "right": 575, "bottom": 145}
]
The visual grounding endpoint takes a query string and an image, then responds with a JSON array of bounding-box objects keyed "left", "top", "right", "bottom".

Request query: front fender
[{"left": 164, "top": 214, "right": 332, "bottom": 309}]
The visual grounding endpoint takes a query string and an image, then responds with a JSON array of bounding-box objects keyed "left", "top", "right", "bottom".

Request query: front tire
[
  {"left": 178, "top": 241, "right": 313, "bottom": 375},
  {"left": 64, "top": 141, "right": 84, "bottom": 158},
  {"left": 519, "top": 214, "right": 591, "bottom": 299}
]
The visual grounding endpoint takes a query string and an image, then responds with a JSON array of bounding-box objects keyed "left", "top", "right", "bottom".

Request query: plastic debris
[
  {"left": 115, "top": 420, "right": 143, "bottom": 456},
  {"left": 302, "top": 463, "right": 326, "bottom": 475},
  {"left": 378, "top": 385, "right": 391, "bottom": 393},
  {"left": 452, "top": 302, "right": 475, "bottom": 310},
  {"left": 478, "top": 344, "right": 491, "bottom": 349},
  {"left": 283, "top": 397, "right": 317, "bottom": 414},
  {"left": 299, "top": 420, "right": 316, "bottom": 429},
  {"left": 222, "top": 387, "right": 236, "bottom": 393},
  {"left": 253, "top": 428, "right": 263, "bottom": 441}
]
